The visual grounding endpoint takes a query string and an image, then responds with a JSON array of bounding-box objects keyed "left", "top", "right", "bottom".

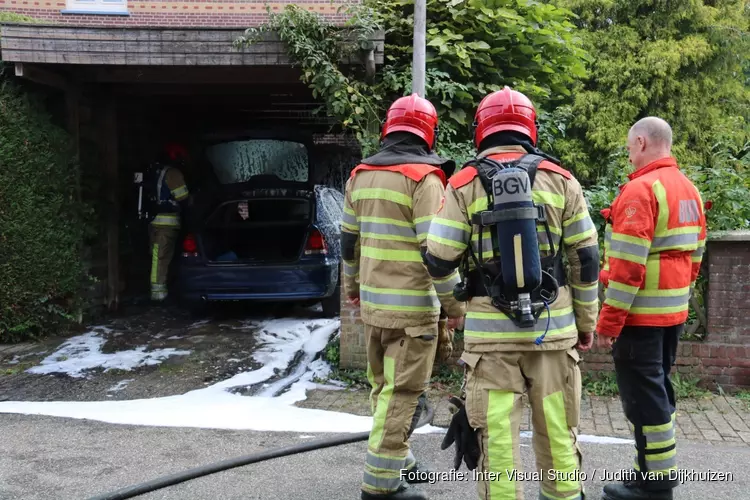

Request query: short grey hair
[{"left": 629, "top": 117, "right": 673, "bottom": 148}]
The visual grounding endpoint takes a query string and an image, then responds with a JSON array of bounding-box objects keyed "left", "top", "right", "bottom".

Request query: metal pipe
[{"left": 412, "top": 0, "right": 426, "bottom": 97}]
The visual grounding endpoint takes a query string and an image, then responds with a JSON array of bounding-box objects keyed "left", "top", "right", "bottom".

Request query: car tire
[{"left": 321, "top": 285, "right": 341, "bottom": 317}]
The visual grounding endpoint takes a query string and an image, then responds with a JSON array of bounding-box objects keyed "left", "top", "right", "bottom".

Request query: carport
[{"left": 1, "top": 23, "right": 382, "bottom": 311}]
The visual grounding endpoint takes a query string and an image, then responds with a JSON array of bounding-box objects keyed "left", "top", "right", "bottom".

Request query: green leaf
[{"left": 449, "top": 108, "right": 468, "bottom": 125}]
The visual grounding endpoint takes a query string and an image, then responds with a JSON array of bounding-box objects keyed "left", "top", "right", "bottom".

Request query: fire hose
[{"left": 85, "top": 401, "right": 435, "bottom": 500}]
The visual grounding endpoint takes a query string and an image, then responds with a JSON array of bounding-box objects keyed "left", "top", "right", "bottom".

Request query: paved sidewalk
[{"left": 296, "top": 387, "right": 750, "bottom": 444}]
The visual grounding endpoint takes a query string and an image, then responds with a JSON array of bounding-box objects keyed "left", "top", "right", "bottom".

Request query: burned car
[{"left": 174, "top": 131, "right": 342, "bottom": 316}]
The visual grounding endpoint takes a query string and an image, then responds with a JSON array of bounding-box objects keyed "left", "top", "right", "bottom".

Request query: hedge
[{"left": 0, "top": 76, "right": 89, "bottom": 342}]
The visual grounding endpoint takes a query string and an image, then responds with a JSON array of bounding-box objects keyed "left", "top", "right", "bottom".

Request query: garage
[{"left": 2, "top": 23, "right": 383, "bottom": 314}]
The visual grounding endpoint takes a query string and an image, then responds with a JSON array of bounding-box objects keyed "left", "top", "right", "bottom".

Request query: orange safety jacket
[
  {"left": 350, "top": 163, "right": 447, "bottom": 186},
  {"left": 596, "top": 157, "right": 707, "bottom": 337}
]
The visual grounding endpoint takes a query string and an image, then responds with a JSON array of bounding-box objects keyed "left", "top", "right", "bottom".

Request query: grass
[
  {"left": 583, "top": 371, "right": 620, "bottom": 397},
  {"left": 733, "top": 390, "right": 750, "bottom": 408},
  {"left": 1, "top": 362, "right": 33, "bottom": 376},
  {"left": 582, "top": 370, "right": 712, "bottom": 400},
  {"left": 672, "top": 372, "right": 711, "bottom": 399},
  {"left": 431, "top": 364, "right": 464, "bottom": 395}
]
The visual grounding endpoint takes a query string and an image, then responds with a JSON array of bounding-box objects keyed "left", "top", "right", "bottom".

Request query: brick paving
[{"left": 296, "top": 387, "right": 750, "bottom": 445}]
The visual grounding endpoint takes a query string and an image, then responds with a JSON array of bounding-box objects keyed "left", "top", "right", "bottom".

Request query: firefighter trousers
[
  {"left": 462, "top": 348, "right": 583, "bottom": 500},
  {"left": 362, "top": 323, "right": 438, "bottom": 496},
  {"left": 612, "top": 325, "right": 680, "bottom": 491},
  {"left": 149, "top": 222, "right": 179, "bottom": 301}
]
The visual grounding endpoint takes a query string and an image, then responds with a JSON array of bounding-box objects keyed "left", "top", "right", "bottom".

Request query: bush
[{"left": 0, "top": 78, "right": 89, "bottom": 342}]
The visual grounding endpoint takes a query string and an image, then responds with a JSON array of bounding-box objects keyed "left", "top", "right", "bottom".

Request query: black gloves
[{"left": 440, "top": 396, "right": 481, "bottom": 471}]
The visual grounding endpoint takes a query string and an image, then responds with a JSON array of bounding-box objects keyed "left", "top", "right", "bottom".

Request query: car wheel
[{"left": 321, "top": 285, "right": 341, "bottom": 317}]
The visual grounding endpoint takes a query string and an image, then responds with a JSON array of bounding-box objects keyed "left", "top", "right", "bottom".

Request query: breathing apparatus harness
[{"left": 452, "top": 154, "right": 564, "bottom": 344}]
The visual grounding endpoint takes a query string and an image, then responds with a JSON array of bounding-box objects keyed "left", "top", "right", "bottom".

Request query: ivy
[{"left": 235, "top": 5, "right": 384, "bottom": 155}]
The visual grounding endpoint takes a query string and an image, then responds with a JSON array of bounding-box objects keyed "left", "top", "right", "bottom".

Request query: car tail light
[
  {"left": 182, "top": 233, "right": 198, "bottom": 257},
  {"left": 305, "top": 229, "right": 327, "bottom": 255}
]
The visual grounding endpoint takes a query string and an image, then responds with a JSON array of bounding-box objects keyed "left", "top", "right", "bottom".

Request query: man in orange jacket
[{"left": 596, "top": 117, "right": 707, "bottom": 500}]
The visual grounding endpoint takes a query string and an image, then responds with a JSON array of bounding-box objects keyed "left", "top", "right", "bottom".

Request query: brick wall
[
  {"left": 338, "top": 232, "right": 750, "bottom": 392},
  {"left": 2, "top": 0, "right": 354, "bottom": 27}
]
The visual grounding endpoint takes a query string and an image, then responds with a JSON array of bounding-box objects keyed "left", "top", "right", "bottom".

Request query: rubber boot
[
  {"left": 602, "top": 483, "right": 673, "bottom": 500},
  {"left": 361, "top": 482, "right": 429, "bottom": 500}
]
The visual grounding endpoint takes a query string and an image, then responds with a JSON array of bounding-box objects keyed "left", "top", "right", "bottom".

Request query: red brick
[
  {"left": 706, "top": 366, "right": 727, "bottom": 375},
  {"left": 705, "top": 357, "right": 732, "bottom": 368},
  {"left": 711, "top": 345, "right": 727, "bottom": 358}
]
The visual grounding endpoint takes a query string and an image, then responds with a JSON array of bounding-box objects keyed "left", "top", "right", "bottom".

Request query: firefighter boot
[
  {"left": 403, "top": 462, "right": 432, "bottom": 484},
  {"left": 602, "top": 483, "right": 673, "bottom": 500},
  {"left": 361, "top": 482, "right": 429, "bottom": 500}
]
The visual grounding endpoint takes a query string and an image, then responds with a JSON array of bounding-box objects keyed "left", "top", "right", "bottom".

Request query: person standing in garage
[
  {"left": 341, "top": 94, "right": 467, "bottom": 500},
  {"left": 148, "top": 142, "right": 192, "bottom": 303}
]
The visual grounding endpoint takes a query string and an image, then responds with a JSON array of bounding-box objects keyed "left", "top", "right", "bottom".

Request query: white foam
[{"left": 25, "top": 328, "right": 191, "bottom": 378}]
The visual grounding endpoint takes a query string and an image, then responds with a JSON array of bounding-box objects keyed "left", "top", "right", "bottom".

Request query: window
[
  {"left": 206, "top": 139, "right": 310, "bottom": 185},
  {"left": 62, "top": 0, "right": 129, "bottom": 15}
]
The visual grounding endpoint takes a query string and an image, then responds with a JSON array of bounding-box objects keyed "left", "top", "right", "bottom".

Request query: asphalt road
[{"left": 1, "top": 414, "right": 748, "bottom": 500}]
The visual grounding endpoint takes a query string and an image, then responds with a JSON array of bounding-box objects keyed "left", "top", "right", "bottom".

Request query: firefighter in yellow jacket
[
  {"left": 341, "top": 94, "right": 467, "bottom": 500},
  {"left": 423, "top": 87, "right": 600, "bottom": 500},
  {"left": 149, "top": 143, "right": 191, "bottom": 302}
]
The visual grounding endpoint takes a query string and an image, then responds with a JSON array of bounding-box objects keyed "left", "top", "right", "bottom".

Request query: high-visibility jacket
[
  {"left": 152, "top": 166, "right": 190, "bottom": 228},
  {"left": 424, "top": 146, "right": 600, "bottom": 352},
  {"left": 596, "top": 156, "right": 707, "bottom": 337},
  {"left": 341, "top": 163, "right": 467, "bottom": 329}
]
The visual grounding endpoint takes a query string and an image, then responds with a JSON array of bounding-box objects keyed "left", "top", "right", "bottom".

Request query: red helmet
[
  {"left": 164, "top": 142, "right": 189, "bottom": 162},
  {"left": 474, "top": 86, "right": 537, "bottom": 148},
  {"left": 381, "top": 93, "right": 439, "bottom": 148}
]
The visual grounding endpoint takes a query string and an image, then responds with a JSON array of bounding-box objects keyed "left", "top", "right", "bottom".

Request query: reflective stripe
[
  {"left": 610, "top": 236, "right": 650, "bottom": 261},
  {"left": 605, "top": 287, "right": 636, "bottom": 309},
  {"left": 692, "top": 241, "right": 705, "bottom": 262},
  {"left": 465, "top": 307, "right": 577, "bottom": 340},
  {"left": 343, "top": 261, "right": 359, "bottom": 277},
  {"left": 361, "top": 247, "right": 423, "bottom": 262},
  {"left": 645, "top": 426, "right": 675, "bottom": 449},
  {"left": 538, "top": 228, "right": 562, "bottom": 252},
  {"left": 360, "top": 285, "right": 439, "bottom": 312},
  {"left": 152, "top": 214, "right": 180, "bottom": 227},
  {"left": 543, "top": 390, "right": 580, "bottom": 493},
  {"left": 433, "top": 271, "right": 460, "bottom": 296},
  {"left": 644, "top": 450, "right": 677, "bottom": 472},
  {"left": 487, "top": 391, "right": 516, "bottom": 499},
  {"left": 362, "top": 470, "right": 401, "bottom": 493},
  {"left": 342, "top": 208, "right": 358, "bottom": 230},
  {"left": 151, "top": 244, "right": 159, "bottom": 284},
  {"left": 360, "top": 220, "right": 417, "bottom": 242},
  {"left": 469, "top": 189, "right": 564, "bottom": 214},
  {"left": 563, "top": 213, "right": 596, "bottom": 245},
  {"left": 171, "top": 185, "right": 189, "bottom": 201},
  {"left": 151, "top": 284, "right": 167, "bottom": 292},
  {"left": 651, "top": 232, "right": 699, "bottom": 251},
  {"left": 368, "top": 356, "right": 395, "bottom": 451},
  {"left": 471, "top": 232, "right": 495, "bottom": 259},
  {"left": 652, "top": 180, "right": 669, "bottom": 234},
  {"left": 532, "top": 190, "right": 565, "bottom": 209},
  {"left": 151, "top": 291, "right": 167, "bottom": 301},
  {"left": 572, "top": 283, "right": 599, "bottom": 306},
  {"left": 428, "top": 220, "right": 470, "bottom": 249},
  {"left": 632, "top": 293, "right": 690, "bottom": 309},
  {"left": 645, "top": 256, "right": 661, "bottom": 289},
  {"left": 352, "top": 188, "right": 412, "bottom": 208},
  {"left": 414, "top": 215, "right": 434, "bottom": 240}
]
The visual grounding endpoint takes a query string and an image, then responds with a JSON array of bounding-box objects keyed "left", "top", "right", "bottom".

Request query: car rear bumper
[{"left": 175, "top": 259, "right": 338, "bottom": 302}]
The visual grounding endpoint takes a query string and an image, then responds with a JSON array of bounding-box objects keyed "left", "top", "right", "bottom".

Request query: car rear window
[{"left": 206, "top": 139, "right": 309, "bottom": 184}]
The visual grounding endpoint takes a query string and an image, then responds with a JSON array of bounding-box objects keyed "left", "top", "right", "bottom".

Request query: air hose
[{"left": 86, "top": 401, "right": 435, "bottom": 500}]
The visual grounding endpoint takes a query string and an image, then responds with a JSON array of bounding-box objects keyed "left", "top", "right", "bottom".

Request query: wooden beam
[
  {"left": 100, "top": 93, "right": 119, "bottom": 312},
  {"left": 83, "top": 65, "right": 305, "bottom": 85},
  {"left": 14, "top": 63, "right": 68, "bottom": 90}
]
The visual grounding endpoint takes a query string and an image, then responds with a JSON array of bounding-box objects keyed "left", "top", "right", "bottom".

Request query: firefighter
[
  {"left": 424, "top": 86, "right": 600, "bottom": 500},
  {"left": 341, "top": 93, "right": 467, "bottom": 500},
  {"left": 596, "top": 117, "right": 707, "bottom": 500},
  {"left": 148, "top": 142, "right": 191, "bottom": 302}
]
